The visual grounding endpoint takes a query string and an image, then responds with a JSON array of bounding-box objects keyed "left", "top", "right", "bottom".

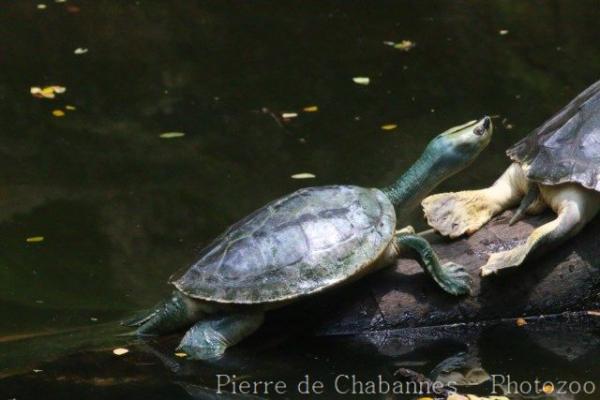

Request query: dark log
[{"left": 309, "top": 210, "right": 600, "bottom": 336}]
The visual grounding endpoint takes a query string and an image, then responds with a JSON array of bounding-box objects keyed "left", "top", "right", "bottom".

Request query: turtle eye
[{"left": 473, "top": 126, "right": 484, "bottom": 136}]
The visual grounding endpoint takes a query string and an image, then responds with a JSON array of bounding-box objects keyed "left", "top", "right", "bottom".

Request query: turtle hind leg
[
  {"left": 481, "top": 185, "right": 600, "bottom": 277},
  {"left": 177, "top": 311, "right": 265, "bottom": 360},
  {"left": 395, "top": 234, "right": 472, "bottom": 295},
  {"left": 422, "top": 163, "right": 527, "bottom": 238},
  {"left": 123, "top": 291, "right": 205, "bottom": 336}
]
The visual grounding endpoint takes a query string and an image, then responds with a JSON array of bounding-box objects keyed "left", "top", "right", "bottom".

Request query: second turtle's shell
[{"left": 507, "top": 80, "right": 600, "bottom": 191}]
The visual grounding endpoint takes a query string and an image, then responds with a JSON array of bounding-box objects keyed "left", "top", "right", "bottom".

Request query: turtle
[
  {"left": 125, "top": 117, "right": 493, "bottom": 359},
  {"left": 422, "top": 80, "right": 600, "bottom": 277}
]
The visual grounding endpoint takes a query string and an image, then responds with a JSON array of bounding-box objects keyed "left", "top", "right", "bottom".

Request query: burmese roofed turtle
[
  {"left": 126, "top": 117, "right": 493, "bottom": 359},
  {"left": 423, "top": 80, "right": 600, "bottom": 276}
]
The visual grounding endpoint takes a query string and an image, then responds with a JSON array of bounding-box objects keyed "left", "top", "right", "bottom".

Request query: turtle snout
[{"left": 482, "top": 116, "right": 491, "bottom": 130}]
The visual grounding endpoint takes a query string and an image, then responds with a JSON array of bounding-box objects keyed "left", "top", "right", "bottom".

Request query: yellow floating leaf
[
  {"left": 291, "top": 173, "right": 316, "bottom": 179},
  {"left": 26, "top": 236, "right": 45, "bottom": 243},
  {"left": 112, "top": 348, "right": 129, "bottom": 356},
  {"left": 543, "top": 383, "right": 554, "bottom": 394},
  {"left": 381, "top": 124, "right": 397, "bottom": 131},
  {"left": 587, "top": 310, "right": 600, "bottom": 316},
  {"left": 52, "top": 110, "right": 65, "bottom": 117},
  {"left": 281, "top": 112, "right": 298, "bottom": 119},
  {"left": 417, "top": 397, "right": 434, "bottom": 400},
  {"left": 174, "top": 352, "right": 188, "bottom": 358},
  {"left": 302, "top": 106, "right": 318, "bottom": 112},
  {"left": 52, "top": 86, "right": 66, "bottom": 94},
  {"left": 159, "top": 132, "right": 185, "bottom": 139},
  {"left": 516, "top": 317, "right": 527, "bottom": 327},
  {"left": 394, "top": 40, "right": 416, "bottom": 51},
  {"left": 65, "top": 105, "right": 76, "bottom": 111},
  {"left": 352, "top": 77, "right": 370, "bottom": 85}
]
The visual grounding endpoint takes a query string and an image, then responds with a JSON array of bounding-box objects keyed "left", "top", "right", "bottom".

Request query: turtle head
[{"left": 426, "top": 116, "right": 493, "bottom": 175}]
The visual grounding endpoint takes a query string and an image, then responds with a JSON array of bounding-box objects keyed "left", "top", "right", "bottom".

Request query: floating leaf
[
  {"left": 302, "top": 105, "right": 318, "bottom": 112},
  {"left": 175, "top": 352, "right": 188, "bottom": 358},
  {"left": 37, "top": 4, "right": 47, "bottom": 9},
  {"left": 587, "top": 310, "right": 600, "bottom": 316},
  {"left": 65, "top": 105, "right": 76, "bottom": 111},
  {"left": 281, "top": 112, "right": 298, "bottom": 119},
  {"left": 394, "top": 40, "right": 416, "bottom": 51},
  {"left": 515, "top": 317, "right": 527, "bottom": 327},
  {"left": 499, "top": 29, "right": 509, "bottom": 35},
  {"left": 30, "top": 85, "right": 66, "bottom": 99},
  {"left": 543, "top": 384, "right": 555, "bottom": 394},
  {"left": 52, "top": 110, "right": 65, "bottom": 117},
  {"left": 74, "top": 47, "right": 88, "bottom": 55},
  {"left": 352, "top": 77, "right": 370, "bottom": 85},
  {"left": 291, "top": 173, "right": 316, "bottom": 179},
  {"left": 33, "top": 369, "right": 44, "bottom": 373},
  {"left": 381, "top": 124, "right": 397, "bottom": 131},
  {"left": 383, "top": 41, "right": 396, "bottom": 46},
  {"left": 113, "top": 348, "right": 129, "bottom": 356},
  {"left": 26, "top": 236, "right": 44, "bottom": 243},
  {"left": 159, "top": 132, "right": 185, "bottom": 139}
]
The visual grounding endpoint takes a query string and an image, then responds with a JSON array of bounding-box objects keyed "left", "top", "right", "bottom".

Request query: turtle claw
[
  {"left": 480, "top": 247, "right": 526, "bottom": 277},
  {"left": 422, "top": 191, "right": 497, "bottom": 238},
  {"left": 438, "top": 262, "right": 473, "bottom": 296}
]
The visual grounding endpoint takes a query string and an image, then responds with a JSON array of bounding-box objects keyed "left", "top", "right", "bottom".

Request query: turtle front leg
[
  {"left": 481, "top": 185, "right": 599, "bottom": 276},
  {"left": 177, "top": 311, "right": 265, "bottom": 360},
  {"left": 395, "top": 234, "right": 472, "bottom": 295},
  {"left": 422, "top": 163, "right": 527, "bottom": 238}
]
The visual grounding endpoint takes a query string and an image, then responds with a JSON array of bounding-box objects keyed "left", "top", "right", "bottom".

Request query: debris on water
[
  {"left": 113, "top": 348, "right": 129, "bottom": 356},
  {"left": 516, "top": 317, "right": 527, "bottom": 327},
  {"left": 33, "top": 369, "right": 43, "bottom": 373},
  {"left": 302, "top": 105, "right": 318, "bottom": 112},
  {"left": 174, "top": 352, "right": 188, "bottom": 358},
  {"left": 37, "top": 4, "right": 47, "bottom": 10},
  {"left": 499, "top": 29, "right": 509, "bottom": 35},
  {"left": 587, "top": 310, "right": 600, "bottom": 317},
  {"left": 65, "top": 105, "right": 77, "bottom": 110},
  {"left": 291, "top": 173, "right": 316, "bottom": 179},
  {"left": 394, "top": 40, "right": 416, "bottom": 51},
  {"left": 90, "top": 317, "right": 98, "bottom": 322},
  {"left": 30, "top": 85, "right": 66, "bottom": 99},
  {"left": 52, "top": 109, "right": 66, "bottom": 117},
  {"left": 55, "top": 0, "right": 67, "bottom": 3},
  {"left": 281, "top": 112, "right": 298, "bottom": 119},
  {"left": 352, "top": 77, "right": 370, "bottom": 85},
  {"left": 74, "top": 48, "right": 88, "bottom": 55},
  {"left": 381, "top": 124, "right": 397, "bottom": 131},
  {"left": 26, "top": 236, "right": 44, "bottom": 243},
  {"left": 159, "top": 132, "right": 185, "bottom": 139}
]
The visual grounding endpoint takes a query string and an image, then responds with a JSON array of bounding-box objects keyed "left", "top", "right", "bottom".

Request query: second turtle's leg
[
  {"left": 481, "top": 184, "right": 600, "bottom": 276},
  {"left": 395, "top": 234, "right": 472, "bottom": 295},
  {"left": 422, "top": 163, "right": 527, "bottom": 238},
  {"left": 177, "top": 311, "right": 265, "bottom": 360}
]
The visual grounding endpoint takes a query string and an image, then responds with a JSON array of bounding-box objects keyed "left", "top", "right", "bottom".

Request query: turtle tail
[{"left": 122, "top": 291, "right": 204, "bottom": 336}]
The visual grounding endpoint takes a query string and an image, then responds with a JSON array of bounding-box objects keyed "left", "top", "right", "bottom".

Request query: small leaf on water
[
  {"left": 175, "top": 352, "right": 188, "bottom": 358},
  {"left": 26, "top": 236, "right": 44, "bottom": 243},
  {"left": 281, "top": 112, "right": 298, "bottom": 119},
  {"left": 33, "top": 369, "right": 44, "bottom": 373},
  {"left": 37, "top": 4, "right": 47, "bottom": 9},
  {"left": 302, "top": 106, "right": 318, "bottom": 112},
  {"left": 113, "top": 348, "right": 129, "bottom": 356},
  {"left": 381, "top": 124, "right": 397, "bottom": 131},
  {"left": 382, "top": 41, "right": 396, "bottom": 46},
  {"left": 393, "top": 40, "right": 416, "bottom": 51},
  {"left": 159, "top": 132, "right": 185, "bottom": 139},
  {"left": 352, "top": 77, "right": 370, "bottom": 85},
  {"left": 291, "top": 173, "right": 316, "bottom": 179},
  {"left": 65, "top": 105, "right": 76, "bottom": 111},
  {"left": 543, "top": 384, "right": 555, "bottom": 394},
  {"left": 52, "top": 110, "right": 65, "bottom": 117},
  {"left": 499, "top": 29, "right": 509, "bottom": 35},
  {"left": 74, "top": 47, "right": 88, "bottom": 55},
  {"left": 516, "top": 317, "right": 527, "bottom": 327}
]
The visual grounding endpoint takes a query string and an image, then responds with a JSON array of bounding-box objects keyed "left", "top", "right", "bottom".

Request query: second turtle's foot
[
  {"left": 422, "top": 190, "right": 498, "bottom": 238},
  {"left": 480, "top": 247, "right": 527, "bottom": 277},
  {"left": 438, "top": 262, "right": 473, "bottom": 295}
]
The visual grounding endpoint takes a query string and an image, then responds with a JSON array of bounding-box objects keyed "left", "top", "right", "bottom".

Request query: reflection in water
[{"left": 1, "top": 0, "right": 600, "bottom": 398}]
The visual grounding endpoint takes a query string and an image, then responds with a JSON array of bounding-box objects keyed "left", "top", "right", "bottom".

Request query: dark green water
[{"left": 1, "top": 1, "right": 599, "bottom": 398}]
